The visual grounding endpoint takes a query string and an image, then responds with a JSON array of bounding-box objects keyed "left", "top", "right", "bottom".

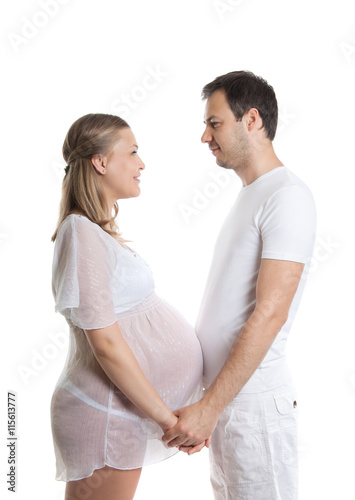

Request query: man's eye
[
  {"left": 132, "top": 150, "right": 138, "bottom": 155},
  {"left": 211, "top": 122, "right": 219, "bottom": 128}
]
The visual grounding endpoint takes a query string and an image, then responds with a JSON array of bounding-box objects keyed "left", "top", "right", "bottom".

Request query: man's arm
[{"left": 163, "top": 258, "right": 304, "bottom": 450}]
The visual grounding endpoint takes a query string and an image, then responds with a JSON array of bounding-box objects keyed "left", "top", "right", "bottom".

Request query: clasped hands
[{"left": 162, "top": 400, "right": 218, "bottom": 455}]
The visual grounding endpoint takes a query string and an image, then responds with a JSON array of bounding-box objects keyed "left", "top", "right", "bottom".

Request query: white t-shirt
[{"left": 195, "top": 166, "right": 317, "bottom": 392}]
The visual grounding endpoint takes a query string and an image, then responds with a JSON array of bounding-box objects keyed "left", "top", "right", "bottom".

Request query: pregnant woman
[{"left": 50, "top": 113, "right": 205, "bottom": 500}]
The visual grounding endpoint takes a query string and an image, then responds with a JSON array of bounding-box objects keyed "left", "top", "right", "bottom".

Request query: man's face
[{"left": 201, "top": 90, "right": 251, "bottom": 172}]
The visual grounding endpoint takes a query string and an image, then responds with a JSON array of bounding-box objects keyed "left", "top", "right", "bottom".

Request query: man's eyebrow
[{"left": 203, "top": 115, "right": 221, "bottom": 124}]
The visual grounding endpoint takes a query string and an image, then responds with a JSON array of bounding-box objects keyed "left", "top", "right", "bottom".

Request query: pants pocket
[
  {"left": 273, "top": 392, "right": 298, "bottom": 468},
  {"left": 210, "top": 406, "right": 274, "bottom": 490}
]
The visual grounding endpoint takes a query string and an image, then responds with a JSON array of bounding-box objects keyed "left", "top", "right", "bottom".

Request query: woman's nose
[{"left": 139, "top": 156, "right": 145, "bottom": 170}]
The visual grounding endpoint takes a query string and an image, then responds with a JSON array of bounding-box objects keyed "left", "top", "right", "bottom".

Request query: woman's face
[{"left": 100, "top": 127, "right": 145, "bottom": 202}]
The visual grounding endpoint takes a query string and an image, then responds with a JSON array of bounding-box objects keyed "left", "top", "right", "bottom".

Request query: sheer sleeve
[{"left": 52, "top": 216, "right": 117, "bottom": 330}]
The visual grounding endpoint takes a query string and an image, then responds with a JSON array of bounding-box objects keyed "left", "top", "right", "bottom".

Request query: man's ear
[
  {"left": 244, "top": 108, "right": 262, "bottom": 132},
  {"left": 91, "top": 154, "right": 107, "bottom": 175}
]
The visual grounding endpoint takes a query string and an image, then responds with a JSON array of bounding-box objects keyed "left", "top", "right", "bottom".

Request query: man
[{"left": 163, "top": 71, "right": 316, "bottom": 499}]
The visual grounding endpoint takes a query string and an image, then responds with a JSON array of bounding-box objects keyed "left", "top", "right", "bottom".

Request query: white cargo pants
[{"left": 210, "top": 367, "right": 298, "bottom": 499}]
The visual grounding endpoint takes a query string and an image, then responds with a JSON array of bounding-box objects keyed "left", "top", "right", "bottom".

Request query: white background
[{"left": 1, "top": 0, "right": 355, "bottom": 498}]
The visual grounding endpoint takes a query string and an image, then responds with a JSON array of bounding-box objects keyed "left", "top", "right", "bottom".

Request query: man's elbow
[
  {"left": 252, "top": 304, "right": 289, "bottom": 332},
  {"left": 270, "top": 312, "right": 289, "bottom": 332}
]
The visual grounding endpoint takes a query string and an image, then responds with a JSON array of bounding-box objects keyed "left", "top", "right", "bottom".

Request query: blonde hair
[{"left": 51, "top": 113, "right": 130, "bottom": 242}]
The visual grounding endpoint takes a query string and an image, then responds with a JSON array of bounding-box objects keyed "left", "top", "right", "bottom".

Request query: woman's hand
[
  {"left": 179, "top": 436, "right": 212, "bottom": 455},
  {"left": 160, "top": 414, "right": 179, "bottom": 434}
]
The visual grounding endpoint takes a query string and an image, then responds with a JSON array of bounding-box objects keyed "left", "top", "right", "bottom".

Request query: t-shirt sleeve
[
  {"left": 52, "top": 217, "right": 117, "bottom": 330},
  {"left": 258, "top": 184, "right": 317, "bottom": 263}
]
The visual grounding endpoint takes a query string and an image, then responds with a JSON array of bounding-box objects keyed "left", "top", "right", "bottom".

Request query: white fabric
[
  {"left": 210, "top": 363, "right": 298, "bottom": 500},
  {"left": 52, "top": 214, "right": 155, "bottom": 328},
  {"left": 51, "top": 215, "right": 203, "bottom": 481},
  {"left": 196, "top": 166, "right": 317, "bottom": 391}
]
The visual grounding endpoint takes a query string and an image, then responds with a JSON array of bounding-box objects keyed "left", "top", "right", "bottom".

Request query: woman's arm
[{"left": 85, "top": 322, "right": 178, "bottom": 432}]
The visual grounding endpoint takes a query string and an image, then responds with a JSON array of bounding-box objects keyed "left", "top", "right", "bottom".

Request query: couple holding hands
[{"left": 50, "top": 70, "right": 316, "bottom": 500}]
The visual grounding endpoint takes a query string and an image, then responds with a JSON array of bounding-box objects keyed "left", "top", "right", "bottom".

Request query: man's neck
[{"left": 237, "top": 146, "right": 283, "bottom": 187}]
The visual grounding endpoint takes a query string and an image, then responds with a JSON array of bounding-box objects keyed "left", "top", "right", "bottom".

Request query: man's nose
[{"left": 201, "top": 127, "right": 212, "bottom": 144}]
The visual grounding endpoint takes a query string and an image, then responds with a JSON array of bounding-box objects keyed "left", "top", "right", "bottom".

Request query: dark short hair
[{"left": 202, "top": 71, "right": 278, "bottom": 141}]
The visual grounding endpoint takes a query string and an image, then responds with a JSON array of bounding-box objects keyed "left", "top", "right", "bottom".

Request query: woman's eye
[
  {"left": 211, "top": 122, "right": 219, "bottom": 128},
  {"left": 132, "top": 150, "right": 138, "bottom": 155}
]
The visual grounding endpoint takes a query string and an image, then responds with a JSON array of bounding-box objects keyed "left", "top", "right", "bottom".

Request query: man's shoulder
[
  {"left": 265, "top": 167, "right": 314, "bottom": 202},
  {"left": 247, "top": 168, "right": 316, "bottom": 227},
  {"left": 271, "top": 166, "right": 310, "bottom": 188}
]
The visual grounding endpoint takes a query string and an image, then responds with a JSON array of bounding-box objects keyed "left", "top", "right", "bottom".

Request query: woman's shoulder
[
  {"left": 56, "top": 213, "right": 105, "bottom": 245},
  {"left": 56, "top": 214, "right": 126, "bottom": 268},
  {"left": 54, "top": 214, "right": 120, "bottom": 273},
  {"left": 60, "top": 213, "right": 100, "bottom": 231}
]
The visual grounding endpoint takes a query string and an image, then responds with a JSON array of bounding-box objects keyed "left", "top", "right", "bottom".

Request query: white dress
[{"left": 51, "top": 214, "right": 203, "bottom": 481}]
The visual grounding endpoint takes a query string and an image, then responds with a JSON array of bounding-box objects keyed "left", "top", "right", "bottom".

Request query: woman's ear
[{"left": 91, "top": 154, "right": 107, "bottom": 175}]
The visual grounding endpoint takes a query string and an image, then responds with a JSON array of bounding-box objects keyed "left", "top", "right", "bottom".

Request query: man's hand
[{"left": 162, "top": 400, "right": 219, "bottom": 449}]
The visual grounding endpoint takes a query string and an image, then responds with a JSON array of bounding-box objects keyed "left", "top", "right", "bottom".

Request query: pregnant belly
[{"left": 116, "top": 295, "right": 203, "bottom": 409}]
